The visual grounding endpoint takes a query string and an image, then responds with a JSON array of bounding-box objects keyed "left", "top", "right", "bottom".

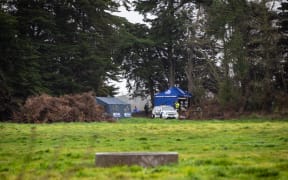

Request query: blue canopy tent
[{"left": 154, "top": 87, "right": 192, "bottom": 108}]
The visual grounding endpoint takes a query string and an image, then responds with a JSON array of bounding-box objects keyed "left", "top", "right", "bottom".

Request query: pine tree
[
  {"left": 184, "top": 3, "right": 218, "bottom": 104},
  {"left": 135, "top": 0, "right": 192, "bottom": 87},
  {"left": 0, "top": 7, "right": 43, "bottom": 120},
  {"left": 0, "top": 0, "right": 126, "bottom": 119},
  {"left": 207, "top": 0, "right": 281, "bottom": 111},
  {"left": 113, "top": 22, "right": 165, "bottom": 103},
  {"left": 276, "top": 1, "right": 288, "bottom": 92}
]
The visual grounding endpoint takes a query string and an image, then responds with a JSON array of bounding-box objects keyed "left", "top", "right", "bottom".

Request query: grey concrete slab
[{"left": 95, "top": 152, "right": 178, "bottom": 167}]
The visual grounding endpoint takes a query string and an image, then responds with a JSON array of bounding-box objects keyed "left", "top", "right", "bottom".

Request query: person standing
[
  {"left": 175, "top": 101, "right": 180, "bottom": 111},
  {"left": 144, "top": 103, "right": 149, "bottom": 116},
  {"left": 133, "top": 106, "right": 138, "bottom": 113}
]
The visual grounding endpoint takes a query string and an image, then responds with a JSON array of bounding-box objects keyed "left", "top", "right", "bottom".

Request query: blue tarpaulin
[{"left": 154, "top": 87, "right": 192, "bottom": 107}]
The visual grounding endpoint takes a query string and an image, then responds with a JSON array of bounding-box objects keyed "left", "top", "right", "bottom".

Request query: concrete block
[{"left": 95, "top": 152, "right": 178, "bottom": 167}]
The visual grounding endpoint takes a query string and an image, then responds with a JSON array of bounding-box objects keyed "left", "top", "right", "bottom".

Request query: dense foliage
[
  {"left": 126, "top": 0, "right": 287, "bottom": 113},
  {"left": 0, "top": 0, "right": 287, "bottom": 120},
  {"left": 0, "top": 0, "right": 128, "bottom": 120}
]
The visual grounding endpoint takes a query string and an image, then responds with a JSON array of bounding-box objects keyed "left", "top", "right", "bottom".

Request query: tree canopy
[
  {"left": 0, "top": 0, "right": 128, "bottom": 119},
  {"left": 0, "top": 0, "right": 287, "bottom": 120}
]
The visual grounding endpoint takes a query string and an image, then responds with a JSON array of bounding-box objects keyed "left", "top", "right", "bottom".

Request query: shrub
[{"left": 13, "top": 92, "right": 114, "bottom": 123}]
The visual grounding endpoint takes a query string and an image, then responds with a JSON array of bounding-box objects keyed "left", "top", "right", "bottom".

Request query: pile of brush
[{"left": 13, "top": 92, "right": 114, "bottom": 123}]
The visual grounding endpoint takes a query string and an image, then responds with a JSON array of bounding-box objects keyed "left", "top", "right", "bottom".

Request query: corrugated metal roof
[{"left": 96, "top": 97, "right": 129, "bottom": 105}]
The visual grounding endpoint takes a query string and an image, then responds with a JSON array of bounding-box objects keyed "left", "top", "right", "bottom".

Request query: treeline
[
  {"left": 0, "top": 0, "right": 130, "bottom": 120},
  {"left": 119, "top": 0, "right": 288, "bottom": 115},
  {"left": 1, "top": 0, "right": 287, "bottom": 120}
]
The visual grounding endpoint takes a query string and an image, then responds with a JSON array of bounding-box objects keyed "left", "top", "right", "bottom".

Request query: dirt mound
[{"left": 13, "top": 92, "right": 114, "bottom": 123}]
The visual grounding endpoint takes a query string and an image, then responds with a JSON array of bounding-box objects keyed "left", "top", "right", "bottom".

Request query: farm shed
[
  {"left": 96, "top": 97, "right": 131, "bottom": 118},
  {"left": 154, "top": 86, "right": 192, "bottom": 108}
]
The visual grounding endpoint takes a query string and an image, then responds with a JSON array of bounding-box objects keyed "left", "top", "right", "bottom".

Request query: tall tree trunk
[
  {"left": 185, "top": 47, "right": 194, "bottom": 94},
  {"left": 262, "top": 0, "right": 274, "bottom": 112},
  {"left": 167, "top": 0, "right": 175, "bottom": 87},
  {"left": 148, "top": 80, "right": 155, "bottom": 107},
  {"left": 168, "top": 45, "right": 175, "bottom": 87}
]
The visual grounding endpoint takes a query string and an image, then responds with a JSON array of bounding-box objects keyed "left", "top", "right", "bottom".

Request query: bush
[
  {"left": 186, "top": 100, "right": 225, "bottom": 120},
  {"left": 186, "top": 100, "right": 243, "bottom": 120},
  {"left": 13, "top": 92, "right": 114, "bottom": 123}
]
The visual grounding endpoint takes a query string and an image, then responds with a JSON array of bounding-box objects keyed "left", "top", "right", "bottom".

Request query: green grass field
[{"left": 1, "top": 118, "right": 288, "bottom": 179}]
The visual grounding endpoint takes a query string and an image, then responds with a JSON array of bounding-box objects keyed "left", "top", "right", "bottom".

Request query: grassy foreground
[{"left": 1, "top": 118, "right": 288, "bottom": 180}]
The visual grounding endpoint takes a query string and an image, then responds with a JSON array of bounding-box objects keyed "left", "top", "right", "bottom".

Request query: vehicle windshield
[{"left": 162, "top": 106, "right": 174, "bottom": 111}]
